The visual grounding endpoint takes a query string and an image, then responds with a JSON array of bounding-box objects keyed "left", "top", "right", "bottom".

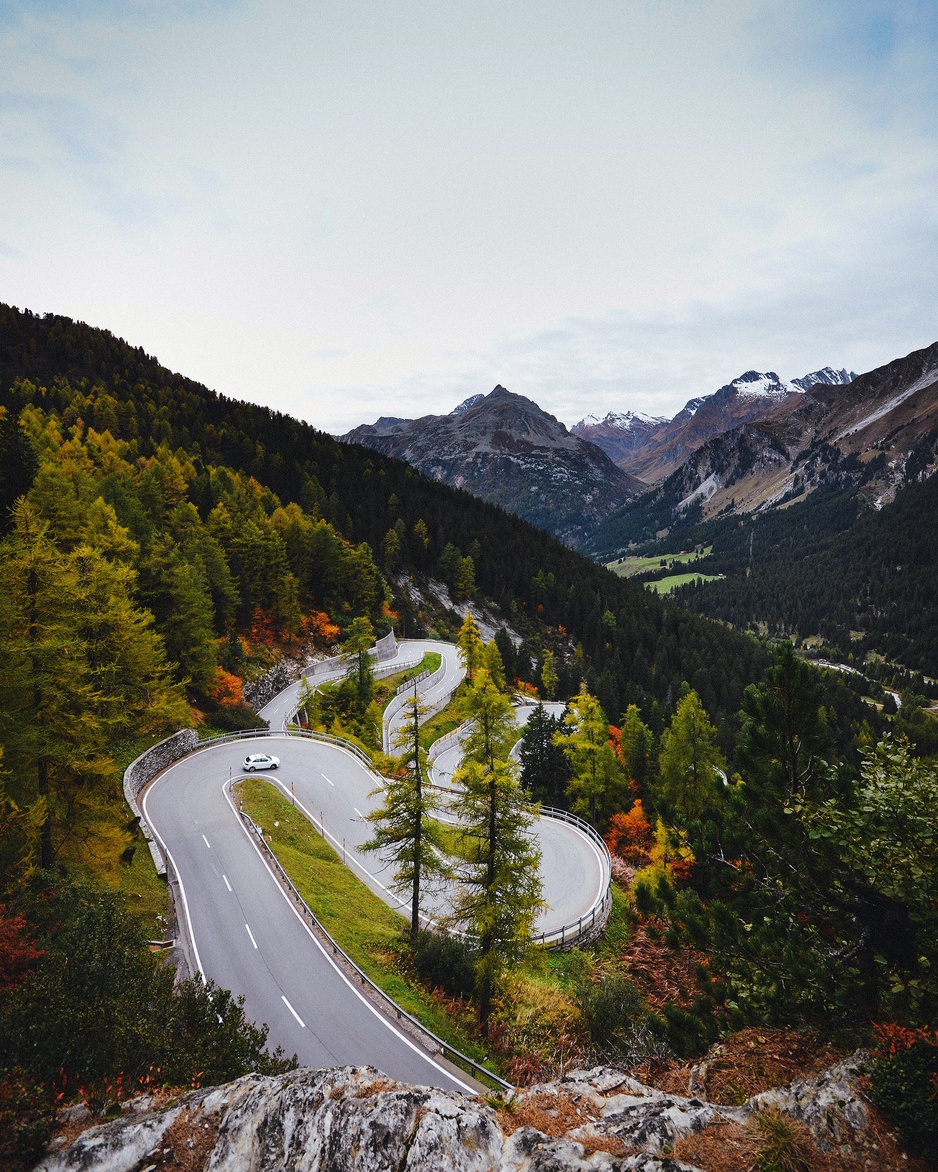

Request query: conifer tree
[
  {"left": 482, "top": 638, "right": 507, "bottom": 691},
  {"left": 0, "top": 503, "right": 107, "bottom": 867},
  {"left": 451, "top": 675, "right": 541, "bottom": 1031},
  {"left": 518, "top": 704, "right": 571, "bottom": 806},
  {"left": 619, "top": 704, "right": 655, "bottom": 792},
  {"left": 456, "top": 610, "right": 484, "bottom": 682},
  {"left": 363, "top": 683, "right": 448, "bottom": 941},
  {"left": 539, "top": 648, "right": 558, "bottom": 700},
  {"left": 342, "top": 615, "right": 375, "bottom": 707},
  {"left": 556, "top": 684, "right": 623, "bottom": 825},
  {"left": 656, "top": 689, "right": 724, "bottom": 818}
]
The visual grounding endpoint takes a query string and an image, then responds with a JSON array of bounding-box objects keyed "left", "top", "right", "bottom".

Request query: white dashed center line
[
  {"left": 321, "top": 774, "right": 334, "bottom": 786},
  {"left": 353, "top": 808, "right": 363, "bottom": 819},
  {"left": 223, "top": 874, "right": 232, "bottom": 892},
  {"left": 281, "top": 995, "right": 306, "bottom": 1027},
  {"left": 202, "top": 834, "right": 211, "bottom": 849},
  {"left": 245, "top": 923, "right": 258, "bottom": 949}
]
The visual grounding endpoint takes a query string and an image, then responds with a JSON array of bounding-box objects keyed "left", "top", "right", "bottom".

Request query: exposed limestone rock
[
  {"left": 748, "top": 1051, "right": 870, "bottom": 1154},
  {"left": 35, "top": 1055, "right": 875, "bottom": 1172}
]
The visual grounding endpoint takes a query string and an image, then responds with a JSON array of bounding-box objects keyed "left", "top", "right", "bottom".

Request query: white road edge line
[
  {"left": 222, "top": 779, "right": 473, "bottom": 1093},
  {"left": 223, "top": 874, "right": 232, "bottom": 891},
  {"left": 141, "top": 785, "right": 205, "bottom": 979},
  {"left": 281, "top": 995, "right": 306, "bottom": 1028},
  {"left": 245, "top": 923, "right": 258, "bottom": 949}
]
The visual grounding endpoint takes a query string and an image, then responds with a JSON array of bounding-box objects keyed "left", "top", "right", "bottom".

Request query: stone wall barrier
[{"left": 123, "top": 729, "right": 200, "bottom": 876}]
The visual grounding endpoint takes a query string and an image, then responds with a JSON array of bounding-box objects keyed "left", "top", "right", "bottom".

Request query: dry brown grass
[
  {"left": 643, "top": 1028, "right": 844, "bottom": 1104},
  {"left": 497, "top": 1089, "right": 596, "bottom": 1137},
  {"left": 616, "top": 919, "right": 708, "bottom": 1012}
]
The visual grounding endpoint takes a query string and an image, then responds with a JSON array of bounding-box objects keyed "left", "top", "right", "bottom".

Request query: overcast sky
[{"left": 1, "top": 0, "right": 936, "bottom": 432}]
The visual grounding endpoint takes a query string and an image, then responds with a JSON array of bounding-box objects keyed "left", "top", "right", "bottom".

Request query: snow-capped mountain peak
[
  {"left": 728, "top": 371, "right": 795, "bottom": 399},
  {"left": 573, "top": 409, "right": 667, "bottom": 431},
  {"left": 451, "top": 393, "right": 486, "bottom": 414},
  {"left": 791, "top": 367, "right": 858, "bottom": 392}
]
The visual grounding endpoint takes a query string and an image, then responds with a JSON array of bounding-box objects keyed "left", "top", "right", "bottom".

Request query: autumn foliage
[
  {"left": 207, "top": 669, "right": 244, "bottom": 709},
  {"left": 604, "top": 801, "right": 653, "bottom": 864},
  {"left": 0, "top": 907, "right": 44, "bottom": 995}
]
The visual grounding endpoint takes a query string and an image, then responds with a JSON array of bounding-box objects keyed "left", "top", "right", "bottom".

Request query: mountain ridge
[
  {"left": 340, "top": 386, "right": 643, "bottom": 545},
  {"left": 586, "top": 341, "right": 938, "bottom": 556},
  {"left": 573, "top": 366, "right": 856, "bottom": 485}
]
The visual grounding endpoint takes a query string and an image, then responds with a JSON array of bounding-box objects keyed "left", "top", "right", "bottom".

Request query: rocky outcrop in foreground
[{"left": 37, "top": 1053, "right": 875, "bottom": 1172}]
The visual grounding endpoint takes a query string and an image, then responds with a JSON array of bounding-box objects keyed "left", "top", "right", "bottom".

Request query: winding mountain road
[{"left": 141, "top": 639, "right": 608, "bottom": 1091}]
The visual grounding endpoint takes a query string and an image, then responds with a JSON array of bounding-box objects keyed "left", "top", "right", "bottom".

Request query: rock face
[
  {"left": 571, "top": 369, "right": 855, "bottom": 487},
  {"left": 36, "top": 1054, "right": 874, "bottom": 1172},
  {"left": 570, "top": 412, "right": 667, "bottom": 468},
  {"left": 340, "top": 387, "right": 642, "bottom": 547},
  {"left": 587, "top": 342, "right": 938, "bottom": 551}
]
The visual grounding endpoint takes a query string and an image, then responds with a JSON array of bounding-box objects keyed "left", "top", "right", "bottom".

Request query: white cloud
[{"left": 0, "top": 0, "right": 935, "bottom": 433}]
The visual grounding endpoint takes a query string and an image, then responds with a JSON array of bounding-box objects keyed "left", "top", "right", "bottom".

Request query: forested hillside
[
  {"left": 0, "top": 304, "right": 768, "bottom": 731},
  {"left": 3, "top": 305, "right": 938, "bottom": 1168},
  {"left": 661, "top": 471, "right": 938, "bottom": 680}
]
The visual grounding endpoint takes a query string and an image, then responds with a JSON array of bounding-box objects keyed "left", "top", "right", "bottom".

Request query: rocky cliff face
[
  {"left": 340, "top": 387, "right": 642, "bottom": 546},
  {"left": 36, "top": 1053, "right": 883, "bottom": 1172},
  {"left": 588, "top": 343, "right": 938, "bottom": 550},
  {"left": 573, "top": 368, "right": 856, "bottom": 487}
]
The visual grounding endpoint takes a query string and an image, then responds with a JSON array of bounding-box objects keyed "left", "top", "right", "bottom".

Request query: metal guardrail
[
  {"left": 199, "top": 728, "right": 613, "bottom": 951},
  {"left": 532, "top": 806, "right": 609, "bottom": 951},
  {"left": 196, "top": 726, "right": 378, "bottom": 773},
  {"left": 236, "top": 803, "right": 512, "bottom": 1095},
  {"left": 530, "top": 805, "right": 613, "bottom": 948},
  {"left": 381, "top": 659, "right": 449, "bottom": 751}
]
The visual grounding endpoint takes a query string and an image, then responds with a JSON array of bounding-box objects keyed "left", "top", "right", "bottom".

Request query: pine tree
[
  {"left": 342, "top": 615, "right": 375, "bottom": 708},
  {"left": 518, "top": 704, "right": 571, "bottom": 806},
  {"left": 539, "top": 648, "right": 558, "bottom": 700},
  {"left": 656, "top": 689, "right": 724, "bottom": 818},
  {"left": 619, "top": 704, "right": 655, "bottom": 793},
  {"left": 456, "top": 611, "right": 484, "bottom": 682},
  {"left": 451, "top": 674, "right": 541, "bottom": 1031},
  {"left": 482, "top": 638, "right": 507, "bottom": 691},
  {"left": 0, "top": 408, "right": 38, "bottom": 534},
  {"left": 556, "top": 684, "right": 623, "bottom": 826},
  {"left": 0, "top": 502, "right": 107, "bottom": 867},
  {"left": 363, "top": 683, "right": 448, "bottom": 941}
]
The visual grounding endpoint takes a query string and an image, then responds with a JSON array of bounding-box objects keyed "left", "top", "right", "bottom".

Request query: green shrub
[
  {"left": 577, "top": 973, "right": 644, "bottom": 1053},
  {"left": 412, "top": 930, "right": 477, "bottom": 999},
  {"left": 868, "top": 1033, "right": 938, "bottom": 1161}
]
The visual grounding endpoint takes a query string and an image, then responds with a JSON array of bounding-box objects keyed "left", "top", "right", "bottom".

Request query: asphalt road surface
[{"left": 142, "top": 643, "right": 606, "bottom": 1090}]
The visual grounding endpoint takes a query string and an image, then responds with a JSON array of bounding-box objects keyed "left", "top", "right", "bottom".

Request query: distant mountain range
[
  {"left": 339, "top": 386, "right": 643, "bottom": 545},
  {"left": 588, "top": 343, "right": 938, "bottom": 554},
  {"left": 572, "top": 367, "right": 856, "bottom": 484}
]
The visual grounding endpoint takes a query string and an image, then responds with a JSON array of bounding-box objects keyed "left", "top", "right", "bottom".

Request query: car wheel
[
  {"left": 247, "top": 766, "right": 255, "bottom": 772},
  {"left": 272, "top": 763, "right": 278, "bottom": 769}
]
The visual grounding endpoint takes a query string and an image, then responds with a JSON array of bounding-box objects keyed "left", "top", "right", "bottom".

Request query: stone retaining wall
[{"left": 123, "top": 729, "right": 200, "bottom": 875}]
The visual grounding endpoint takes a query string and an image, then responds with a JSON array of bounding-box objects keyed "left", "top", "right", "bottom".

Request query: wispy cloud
[{"left": 0, "top": 0, "right": 935, "bottom": 433}]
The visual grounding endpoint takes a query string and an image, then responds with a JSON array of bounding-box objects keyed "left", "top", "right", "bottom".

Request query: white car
[{"left": 243, "top": 753, "right": 280, "bottom": 772}]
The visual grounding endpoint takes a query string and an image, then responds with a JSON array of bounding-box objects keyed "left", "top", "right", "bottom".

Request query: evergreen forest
[{"left": 1, "top": 304, "right": 936, "bottom": 1167}]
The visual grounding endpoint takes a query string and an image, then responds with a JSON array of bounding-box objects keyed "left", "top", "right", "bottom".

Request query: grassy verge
[
  {"left": 418, "top": 682, "right": 470, "bottom": 751},
  {"left": 234, "top": 776, "right": 497, "bottom": 1075},
  {"left": 374, "top": 652, "right": 442, "bottom": 709}
]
